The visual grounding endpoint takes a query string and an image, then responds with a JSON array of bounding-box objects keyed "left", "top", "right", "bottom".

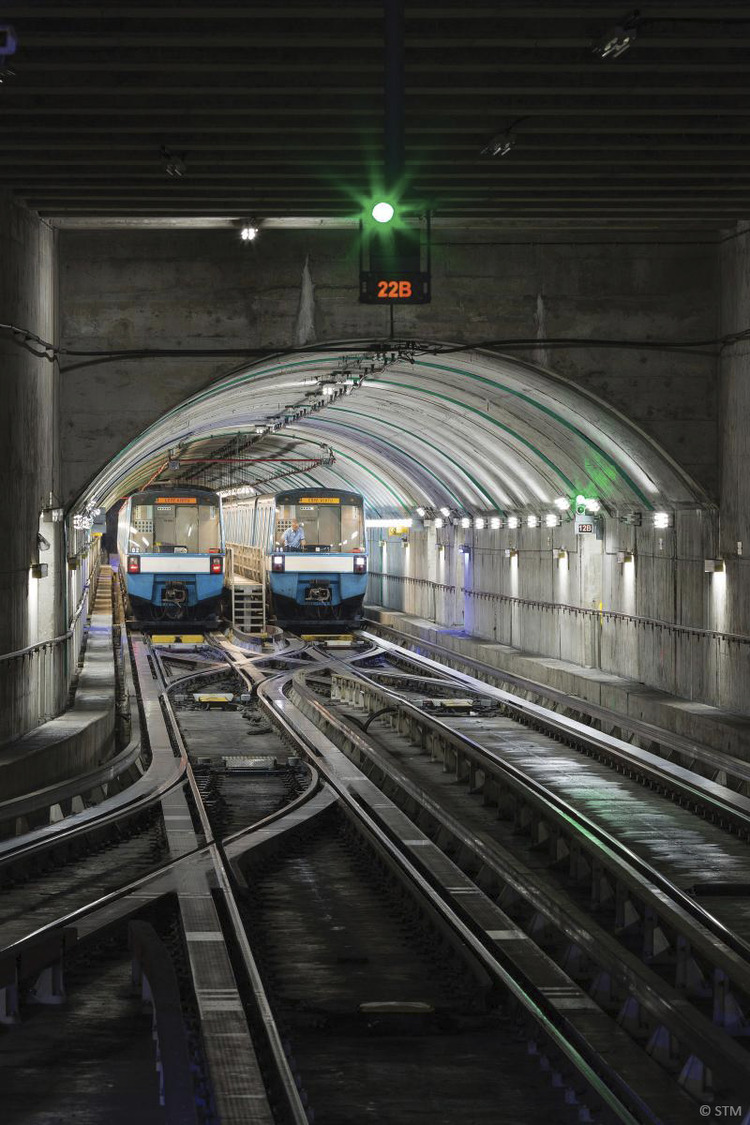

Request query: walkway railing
[
  {"left": 368, "top": 570, "right": 750, "bottom": 648},
  {"left": 0, "top": 543, "right": 102, "bottom": 743}
]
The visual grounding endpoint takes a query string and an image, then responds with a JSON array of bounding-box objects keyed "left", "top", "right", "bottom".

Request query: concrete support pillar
[
  {"left": 718, "top": 222, "right": 750, "bottom": 648},
  {"left": 0, "top": 192, "right": 60, "bottom": 743}
]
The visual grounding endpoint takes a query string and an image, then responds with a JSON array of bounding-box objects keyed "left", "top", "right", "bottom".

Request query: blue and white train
[
  {"left": 224, "top": 488, "right": 368, "bottom": 632},
  {"left": 117, "top": 486, "right": 225, "bottom": 621}
]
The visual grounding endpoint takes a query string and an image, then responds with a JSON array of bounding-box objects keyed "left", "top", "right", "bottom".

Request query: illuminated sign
[
  {"left": 155, "top": 496, "right": 197, "bottom": 504},
  {"left": 359, "top": 271, "right": 430, "bottom": 304},
  {"left": 299, "top": 496, "right": 340, "bottom": 504}
]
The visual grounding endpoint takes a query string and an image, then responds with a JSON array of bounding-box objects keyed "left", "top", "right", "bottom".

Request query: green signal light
[{"left": 371, "top": 201, "right": 395, "bottom": 223}]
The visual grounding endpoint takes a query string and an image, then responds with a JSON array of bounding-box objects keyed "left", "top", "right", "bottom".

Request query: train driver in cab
[{"left": 282, "top": 519, "right": 306, "bottom": 551}]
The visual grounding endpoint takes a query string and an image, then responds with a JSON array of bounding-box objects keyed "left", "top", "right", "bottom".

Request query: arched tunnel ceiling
[{"left": 81, "top": 341, "right": 708, "bottom": 519}]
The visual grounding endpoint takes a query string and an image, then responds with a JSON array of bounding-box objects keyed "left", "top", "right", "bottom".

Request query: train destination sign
[
  {"left": 299, "top": 496, "right": 340, "bottom": 504},
  {"left": 156, "top": 496, "right": 197, "bottom": 504}
]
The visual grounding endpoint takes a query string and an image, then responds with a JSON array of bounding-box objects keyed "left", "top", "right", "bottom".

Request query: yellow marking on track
[
  {"left": 301, "top": 633, "right": 355, "bottom": 643},
  {"left": 151, "top": 634, "right": 205, "bottom": 644}
]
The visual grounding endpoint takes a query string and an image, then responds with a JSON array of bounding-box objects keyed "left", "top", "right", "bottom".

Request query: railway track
[
  {"left": 6, "top": 621, "right": 750, "bottom": 1124},
  {"left": 277, "top": 634, "right": 750, "bottom": 1120}
]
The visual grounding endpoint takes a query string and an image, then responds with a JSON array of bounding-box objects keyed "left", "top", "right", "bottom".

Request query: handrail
[
  {"left": 369, "top": 569, "right": 750, "bottom": 646},
  {"left": 0, "top": 579, "right": 92, "bottom": 664}
]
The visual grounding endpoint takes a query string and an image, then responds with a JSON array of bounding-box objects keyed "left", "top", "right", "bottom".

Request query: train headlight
[
  {"left": 353, "top": 555, "right": 367, "bottom": 574},
  {"left": 210, "top": 555, "right": 223, "bottom": 574},
  {"left": 272, "top": 554, "right": 285, "bottom": 572},
  {"left": 127, "top": 555, "right": 140, "bottom": 574}
]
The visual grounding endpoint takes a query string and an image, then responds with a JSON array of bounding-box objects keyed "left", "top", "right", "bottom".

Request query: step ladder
[{"left": 231, "top": 580, "right": 266, "bottom": 634}]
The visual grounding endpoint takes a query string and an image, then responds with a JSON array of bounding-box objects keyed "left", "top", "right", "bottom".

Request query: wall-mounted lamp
[
  {"left": 459, "top": 544, "right": 471, "bottom": 556},
  {"left": 31, "top": 563, "right": 48, "bottom": 579},
  {"left": 437, "top": 543, "right": 445, "bottom": 552},
  {"left": 556, "top": 549, "right": 568, "bottom": 565},
  {"left": 705, "top": 559, "right": 725, "bottom": 573},
  {"left": 504, "top": 547, "right": 518, "bottom": 559},
  {"left": 617, "top": 551, "right": 634, "bottom": 565},
  {"left": 652, "top": 511, "right": 674, "bottom": 529},
  {"left": 68, "top": 555, "right": 80, "bottom": 571},
  {"left": 576, "top": 494, "right": 601, "bottom": 514}
]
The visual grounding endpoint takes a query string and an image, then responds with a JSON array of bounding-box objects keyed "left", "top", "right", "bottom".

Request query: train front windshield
[
  {"left": 127, "top": 498, "right": 221, "bottom": 554},
  {"left": 275, "top": 500, "right": 364, "bottom": 551}
]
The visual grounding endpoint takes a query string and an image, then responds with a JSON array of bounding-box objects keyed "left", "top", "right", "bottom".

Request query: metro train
[
  {"left": 223, "top": 488, "right": 368, "bottom": 631},
  {"left": 117, "top": 486, "right": 225, "bottom": 621}
]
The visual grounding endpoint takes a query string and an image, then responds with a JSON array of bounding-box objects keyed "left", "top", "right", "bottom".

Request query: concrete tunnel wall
[
  {"left": 366, "top": 505, "right": 750, "bottom": 722},
  {"left": 0, "top": 193, "right": 67, "bottom": 744},
  {"left": 58, "top": 222, "right": 750, "bottom": 721},
  {"left": 58, "top": 226, "right": 719, "bottom": 503},
  {"left": 5, "top": 214, "right": 750, "bottom": 741}
]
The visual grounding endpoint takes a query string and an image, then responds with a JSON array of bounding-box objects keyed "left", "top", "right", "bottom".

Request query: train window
[
  {"left": 129, "top": 503, "right": 154, "bottom": 552},
  {"left": 273, "top": 500, "right": 364, "bottom": 551},
  {"left": 146, "top": 500, "right": 220, "bottom": 554},
  {"left": 341, "top": 504, "right": 365, "bottom": 551}
]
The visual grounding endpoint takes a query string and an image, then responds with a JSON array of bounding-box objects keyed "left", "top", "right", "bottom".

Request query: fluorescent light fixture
[
  {"left": 461, "top": 516, "right": 471, "bottom": 529},
  {"left": 593, "top": 12, "right": 639, "bottom": 60},
  {"left": 490, "top": 516, "right": 502, "bottom": 530},
  {"left": 554, "top": 497, "right": 570, "bottom": 511},
  {"left": 474, "top": 517, "right": 486, "bottom": 530},
  {"left": 653, "top": 511, "right": 673, "bottom": 529},
  {"left": 507, "top": 516, "right": 520, "bottom": 530},
  {"left": 704, "top": 559, "right": 725, "bottom": 573},
  {"left": 545, "top": 513, "right": 561, "bottom": 528},
  {"left": 481, "top": 131, "right": 515, "bottom": 158},
  {"left": 577, "top": 495, "right": 601, "bottom": 514},
  {"left": 440, "top": 506, "right": 451, "bottom": 518},
  {"left": 434, "top": 517, "right": 444, "bottom": 529},
  {"left": 415, "top": 507, "right": 426, "bottom": 518},
  {"left": 527, "top": 515, "right": 539, "bottom": 529}
]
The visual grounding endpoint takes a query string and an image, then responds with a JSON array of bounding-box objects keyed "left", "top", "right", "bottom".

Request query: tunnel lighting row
[{"left": 415, "top": 503, "right": 677, "bottom": 531}]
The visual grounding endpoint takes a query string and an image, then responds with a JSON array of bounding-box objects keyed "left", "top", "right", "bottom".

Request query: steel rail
[
  {"left": 358, "top": 628, "right": 750, "bottom": 833},
  {"left": 362, "top": 617, "right": 750, "bottom": 785},
  {"left": 324, "top": 650, "right": 750, "bottom": 967},
  {"left": 149, "top": 634, "right": 311, "bottom": 1125},
  {"left": 257, "top": 668, "right": 647, "bottom": 1125}
]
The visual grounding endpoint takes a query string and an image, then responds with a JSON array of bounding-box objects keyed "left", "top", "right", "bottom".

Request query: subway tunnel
[{"left": 3, "top": 4, "right": 750, "bottom": 1124}]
